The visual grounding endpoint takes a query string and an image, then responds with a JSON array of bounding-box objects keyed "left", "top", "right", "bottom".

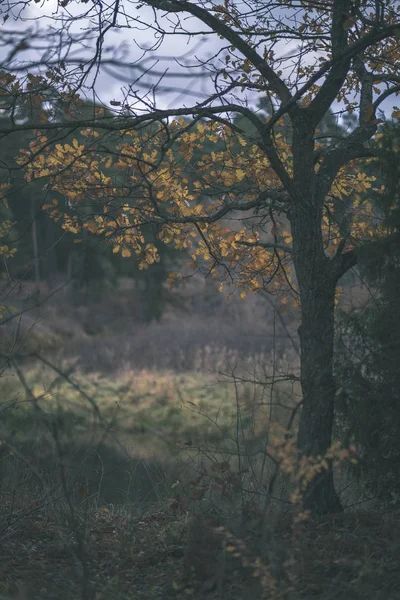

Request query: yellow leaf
[
  {"left": 343, "top": 16, "right": 355, "bottom": 30},
  {"left": 243, "top": 60, "right": 252, "bottom": 73},
  {"left": 236, "top": 169, "right": 246, "bottom": 182},
  {"left": 62, "top": 222, "right": 79, "bottom": 234},
  {"left": 121, "top": 247, "right": 132, "bottom": 257},
  {"left": 392, "top": 110, "right": 400, "bottom": 119},
  {"left": 112, "top": 245, "right": 120, "bottom": 254},
  {"left": 282, "top": 231, "right": 292, "bottom": 244}
]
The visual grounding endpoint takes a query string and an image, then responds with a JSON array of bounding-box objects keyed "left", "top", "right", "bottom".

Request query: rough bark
[
  {"left": 297, "top": 277, "right": 343, "bottom": 515},
  {"left": 291, "top": 203, "right": 343, "bottom": 516}
]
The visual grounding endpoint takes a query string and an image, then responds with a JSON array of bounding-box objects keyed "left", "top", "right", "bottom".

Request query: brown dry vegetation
[
  {"left": 0, "top": 278, "right": 396, "bottom": 600},
  {"left": 1, "top": 492, "right": 399, "bottom": 600}
]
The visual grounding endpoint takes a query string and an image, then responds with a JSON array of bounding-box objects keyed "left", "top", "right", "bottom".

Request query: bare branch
[
  {"left": 236, "top": 240, "right": 293, "bottom": 255},
  {"left": 144, "top": 0, "right": 294, "bottom": 106}
]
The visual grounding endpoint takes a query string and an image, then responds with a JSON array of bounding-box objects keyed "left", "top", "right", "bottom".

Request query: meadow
[{"left": 0, "top": 280, "right": 398, "bottom": 600}]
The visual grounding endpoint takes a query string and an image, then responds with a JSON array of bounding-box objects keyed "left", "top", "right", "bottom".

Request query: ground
[{"left": 1, "top": 492, "right": 400, "bottom": 599}]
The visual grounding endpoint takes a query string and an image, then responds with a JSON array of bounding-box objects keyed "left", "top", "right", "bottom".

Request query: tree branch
[
  {"left": 332, "top": 231, "right": 400, "bottom": 281},
  {"left": 332, "top": 246, "right": 358, "bottom": 281},
  {"left": 315, "top": 121, "right": 377, "bottom": 200},
  {"left": 145, "top": 0, "right": 294, "bottom": 106},
  {"left": 122, "top": 190, "right": 288, "bottom": 227},
  {"left": 353, "top": 54, "right": 374, "bottom": 126},
  {"left": 374, "top": 85, "right": 400, "bottom": 110},
  {"left": 0, "top": 101, "right": 275, "bottom": 136},
  {"left": 268, "top": 19, "right": 400, "bottom": 132},
  {"left": 307, "top": 0, "right": 352, "bottom": 126},
  {"left": 236, "top": 240, "right": 293, "bottom": 254}
]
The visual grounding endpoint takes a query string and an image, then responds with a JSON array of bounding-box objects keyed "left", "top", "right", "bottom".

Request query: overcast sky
[{"left": 0, "top": 1, "right": 398, "bottom": 119}]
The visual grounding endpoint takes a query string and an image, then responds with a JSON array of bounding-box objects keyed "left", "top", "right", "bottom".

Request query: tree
[
  {"left": 335, "top": 119, "right": 400, "bottom": 501},
  {"left": 1, "top": 0, "right": 400, "bottom": 515}
]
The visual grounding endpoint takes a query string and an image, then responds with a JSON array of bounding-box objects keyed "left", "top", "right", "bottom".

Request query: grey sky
[{"left": 0, "top": 1, "right": 398, "bottom": 119}]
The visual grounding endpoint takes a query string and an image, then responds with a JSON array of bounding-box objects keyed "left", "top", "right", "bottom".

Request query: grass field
[
  {"left": 0, "top": 284, "right": 398, "bottom": 600},
  {"left": 0, "top": 358, "right": 398, "bottom": 600}
]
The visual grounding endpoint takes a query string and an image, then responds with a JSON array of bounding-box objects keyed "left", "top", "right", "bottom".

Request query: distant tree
[{"left": 335, "top": 120, "right": 400, "bottom": 501}]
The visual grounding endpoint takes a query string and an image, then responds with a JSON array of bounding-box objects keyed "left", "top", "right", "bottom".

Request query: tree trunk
[
  {"left": 291, "top": 207, "right": 343, "bottom": 516},
  {"left": 142, "top": 241, "right": 165, "bottom": 322},
  {"left": 42, "top": 212, "right": 60, "bottom": 287},
  {"left": 297, "top": 282, "right": 343, "bottom": 515},
  {"left": 31, "top": 196, "right": 40, "bottom": 296}
]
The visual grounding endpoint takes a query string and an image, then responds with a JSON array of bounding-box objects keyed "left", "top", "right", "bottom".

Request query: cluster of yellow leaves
[
  {"left": 321, "top": 160, "right": 382, "bottom": 256},
  {"left": 330, "top": 168, "right": 375, "bottom": 202},
  {"left": 269, "top": 422, "right": 357, "bottom": 520},
  {"left": 17, "top": 118, "right": 292, "bottom": 280},
  {"left": 16, "top": 109, "right": 387, "bottom": 292},
  {"left": 192, "top": 415, "right": 357, "bottom": 526}
]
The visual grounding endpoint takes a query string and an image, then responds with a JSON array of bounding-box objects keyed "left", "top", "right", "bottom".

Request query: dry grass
[
  {"left": 0, "top": 358, "right": 393, "bottom": 600},
  {"left": 0, "top": 361, "right": 301, "bottom": 509},
  {"left": 0, "top": 492, "right": 399, "bottom": 600},
  {"left": 0, "top": 277, "right": 393, "bottom": 600}
]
